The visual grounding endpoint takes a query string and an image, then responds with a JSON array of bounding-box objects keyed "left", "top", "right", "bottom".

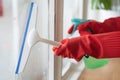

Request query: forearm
[
  {"left": 78, "top": 17, "right": 120, "bottom": 34},
  {"left": 53, "top": 31, "right": 120, "bottom": 61},
  {"left": 84, "top": 31, "right": 120, "bottom": 58},
  {"left": 53, "top": 17, "right": 120, "bottom": 61}
]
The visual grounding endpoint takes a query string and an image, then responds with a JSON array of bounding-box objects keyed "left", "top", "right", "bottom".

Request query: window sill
[{"left": 62, "top": 60, "right": 85, "bottom": 80}]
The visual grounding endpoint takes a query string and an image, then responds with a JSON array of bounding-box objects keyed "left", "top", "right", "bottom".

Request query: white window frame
[
  {"left": 48, "top": 0, "right": 63, "bottom": 80},
  {"left": 48, "top": 0, "right": 88, "bottom": 80}
]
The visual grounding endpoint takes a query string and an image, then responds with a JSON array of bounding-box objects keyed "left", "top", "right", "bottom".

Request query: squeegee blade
[{"left": 15, "top": 2, "right": 38, "bottom": 74}]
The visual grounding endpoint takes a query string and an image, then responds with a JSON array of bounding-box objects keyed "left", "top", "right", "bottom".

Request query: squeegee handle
[{"left": 39, "top": 38, "right": 61, "bottom": 46}]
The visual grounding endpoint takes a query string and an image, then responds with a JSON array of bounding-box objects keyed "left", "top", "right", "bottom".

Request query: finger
[
  {"left": 52, "top": 47, "right": 58, "bottom": 52},
  {"left": 53, "top": 47, "right": 63, "bottom": 56},
  {"left": 67, "top": 25, "right": 74, "bottom": 34},
  {"left": 77, "top": 22, "right": 90, "bottom": 31},
  {"left": 54, "top": 39, "right": 69, "bottom": 56}
]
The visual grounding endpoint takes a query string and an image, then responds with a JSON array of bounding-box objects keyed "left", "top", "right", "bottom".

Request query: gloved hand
[
  {"left": 53, "top": 37, "right": 87, "bottom": 61},
  {"left": 68, "top": 18, "right": 91, "bottom": 58},
  {"left": 68, "top": 17, "right": 120, "bottom": 36},
  {"left": 53, "top": 17, "right": 120, "bottom": 61},
  {"left": 53, "top": 31, "right": 120, "bottom": 61},
  {"left": 68, "top": 18, "right": 90, "bottom": 35},
  {"left": 68, "top": 18, "right": 91, "bottom": 35}
]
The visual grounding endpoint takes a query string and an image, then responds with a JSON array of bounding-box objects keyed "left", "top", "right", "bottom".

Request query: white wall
[{"left": 0, "top": 1, "right": 15, "bottom": 80}]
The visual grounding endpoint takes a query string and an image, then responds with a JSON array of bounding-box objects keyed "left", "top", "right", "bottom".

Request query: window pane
[{"left": 62, "top": 0, "right": 83, "bottom": 72}]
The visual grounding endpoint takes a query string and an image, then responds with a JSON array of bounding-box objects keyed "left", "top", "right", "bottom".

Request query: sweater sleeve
[{"left": 85, "top": 31, "right": 120, "bottom": 58}]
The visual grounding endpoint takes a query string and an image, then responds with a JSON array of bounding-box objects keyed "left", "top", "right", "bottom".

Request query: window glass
[
  {"left": 62, "top": 0, "right": 82, "bottom": 73},
  {"left": 16, "top": 0, "right": 49, "bottom": 80}
]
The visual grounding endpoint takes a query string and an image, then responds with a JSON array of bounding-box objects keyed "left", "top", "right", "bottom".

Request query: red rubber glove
[
  {"left": 53, "top": 17, "right": 120, "bottom": 61},
  {"left": 53, "top": 31, "right": 120, "bottom": 62},
  {"left": 53, "top": 37, "right": 86, "bottom": 61},
  {"left": 68, "top": 17, "right": 120, "bottom": 36}
]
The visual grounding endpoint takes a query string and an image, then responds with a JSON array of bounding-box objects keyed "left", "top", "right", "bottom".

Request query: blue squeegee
[
  {"left": 15, "top": 2, "right": 60, "bottom": 74},
  {"left": 15, "top": 2, "right": 34, "bottom": 74}
]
